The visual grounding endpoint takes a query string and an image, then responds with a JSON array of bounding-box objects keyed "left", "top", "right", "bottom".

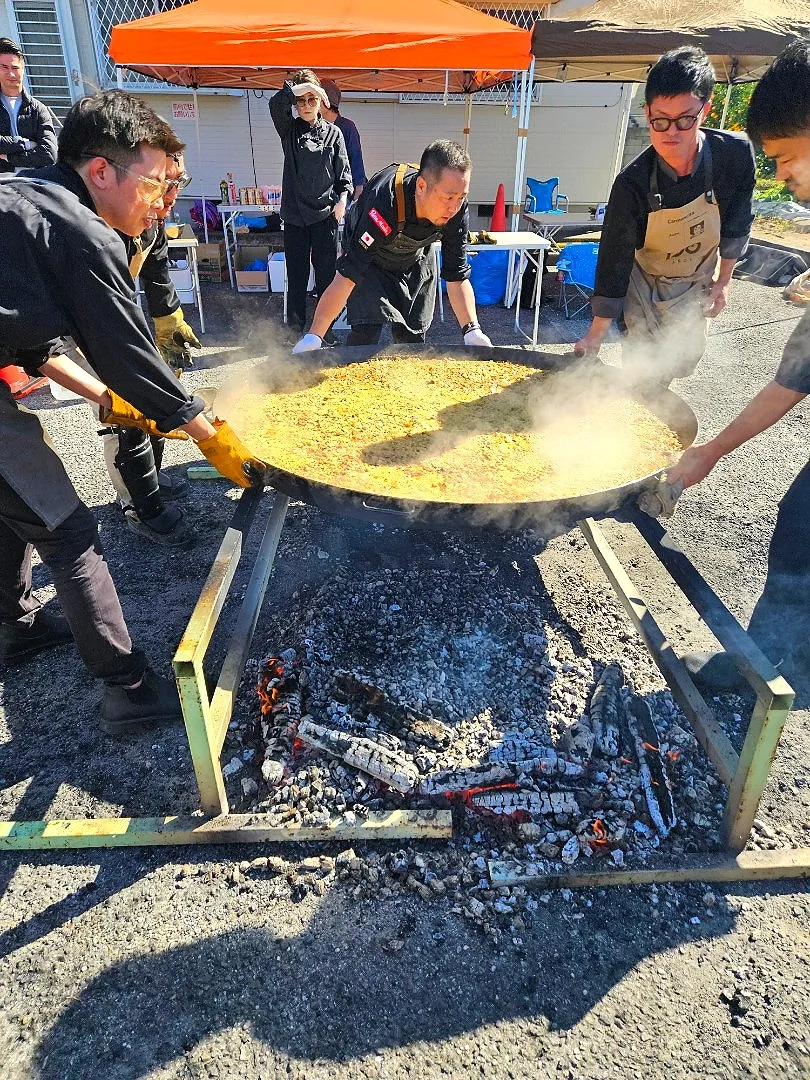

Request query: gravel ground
[{"left": 0, "top": 270, "right": 808, "bottom": 1080}]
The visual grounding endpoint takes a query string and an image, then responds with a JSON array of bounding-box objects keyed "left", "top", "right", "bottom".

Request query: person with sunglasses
[
  {"left": 0, "top": 90, "right": 263, "bottom": 734},
  {"left": 574, "top": 46, "right": 755, "bottom": 388},
  {"left": 269, "top": 69, "right": 352, "bottom": 339}
]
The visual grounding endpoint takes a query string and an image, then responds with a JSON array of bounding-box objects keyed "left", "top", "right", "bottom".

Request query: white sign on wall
[{"left": 171, "top": 101, "right": 197, "bottom": 121}]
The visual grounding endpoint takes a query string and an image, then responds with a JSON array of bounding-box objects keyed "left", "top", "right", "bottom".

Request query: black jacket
[
  {"left": 269, "top": 83, "right": 352, "bottom": 227},
  {"left": 0, "top": 164, "right": 201, "bottom": 430},
  {"left": 0, "top": 89, "right": 57, "bottom": 173}
]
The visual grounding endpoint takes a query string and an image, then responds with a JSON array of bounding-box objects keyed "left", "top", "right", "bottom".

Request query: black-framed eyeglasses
[
  {"left": 649, "top": 113, "right": 702, "bottom": 133},
  {"left": 165, "top": 172, "right": 192, "bottom": 191},
  {"left": 81, "top": 153, "right": 169, "bottom": 202}
]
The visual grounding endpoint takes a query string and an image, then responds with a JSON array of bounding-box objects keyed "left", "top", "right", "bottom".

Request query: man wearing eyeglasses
[
  {"left": 0, "top": 37, "right": 56, "bottom": 174},
  {"left": 101, "top": 142, "right": 202, "bottom": 545},
  {"left": 0, "top": 90, "right": 263, "bottom": 734},
  {"left": 575, "top": 46, "right": 756, "bottom": 387}
]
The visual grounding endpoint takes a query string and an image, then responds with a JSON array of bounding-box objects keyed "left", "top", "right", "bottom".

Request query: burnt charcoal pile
[{"left": 222, "top": 547, "right": 727, "bottom": 875}]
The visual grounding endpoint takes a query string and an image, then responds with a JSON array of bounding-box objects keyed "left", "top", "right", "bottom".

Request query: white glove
[
  {"left": 23, "top": 139, "right": 37, "bottom": 151},
  {"left": 464, "top": 327, "right": 493, "bottom": 347},
  {"left": 291, "top": 82, "right": 330, "bottom": 110},
  {"left": 292, "top": 334, "right": 322, "bottom": 354}
]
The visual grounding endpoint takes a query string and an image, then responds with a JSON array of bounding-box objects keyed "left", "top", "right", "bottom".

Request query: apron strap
[
  {"left": 648, "top": 132, "right": 714, "bottom": 211},
  {"left": 394, "top": 162, "right": 418, "bottom": 236}
]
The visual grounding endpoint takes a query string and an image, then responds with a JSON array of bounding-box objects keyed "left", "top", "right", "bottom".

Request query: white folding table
[
  {"left": 523, "top": 211, "right": 603, "bottom": 250},
  {"left": 167, "top": 232, "right": 206, "bottom": 333},
  {"left": 217, "top": 203, "right": 277, "bottom": 289},
  {"left": 467, "top": 231, "right": 551, "bottom": 347}
]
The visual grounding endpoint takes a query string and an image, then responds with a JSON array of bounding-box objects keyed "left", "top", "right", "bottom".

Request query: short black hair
[
  {"left": 419, "top": 140, "right": 471, "bottom": 185},
  {"left": 645, "top": 46, "right": 716, "bottom": 106},
  {"left": 747, "top": 39, "right": 810, "bottom": 144},
  {"left": 0, "top": 37, "right": 23, "bottom": 59},
  {"left": 58, "top": 90, "right": 177, "bottom": 168}
]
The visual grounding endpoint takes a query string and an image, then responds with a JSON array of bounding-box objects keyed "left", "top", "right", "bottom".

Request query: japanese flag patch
[
  {"left": 368, "top": 208, "right": 392, "bottom": 236},
  {"left": 359, "top": 230, "right": 375, "bottom": 249}
]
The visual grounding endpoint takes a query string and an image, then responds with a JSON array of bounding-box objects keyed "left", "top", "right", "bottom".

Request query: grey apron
[
  {"left": 347, "top": 164, "right": 443, "bottom": 334},
  {"left": 623, "top": 138, "right": 721, "bottom": 382}
]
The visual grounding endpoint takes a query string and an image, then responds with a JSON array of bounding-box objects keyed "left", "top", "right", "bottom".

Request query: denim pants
[{"left": 0, "top": 477, "right": 147, "bottom": 685}]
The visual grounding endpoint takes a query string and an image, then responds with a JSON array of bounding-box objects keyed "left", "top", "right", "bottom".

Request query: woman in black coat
[{"left": 269, "top": 69, "right": 352, "bottom": 337}]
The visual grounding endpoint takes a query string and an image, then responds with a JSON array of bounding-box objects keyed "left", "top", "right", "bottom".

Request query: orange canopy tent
[{"left": 108, "top": 0, "right": 532, "bottom": 95}]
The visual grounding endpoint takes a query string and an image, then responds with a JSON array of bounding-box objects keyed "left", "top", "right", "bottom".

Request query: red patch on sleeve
[{"left": 368, "top": 208, "right": 392, "bottom": 236}]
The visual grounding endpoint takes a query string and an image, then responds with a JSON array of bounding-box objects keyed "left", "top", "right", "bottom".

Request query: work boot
[
  {"left": 124, "top": 504, "right": 191, "bottom": 547},
  {"left": 683, "top": 651, "right": 747, "bottom": 693},
  {"left": 100, "top": 668, "right": 183, "bottom": 735},
  {"left": 0, "top": 609, "right": 74, "bottom": 668},
  {"left": 157, "top": 470, "right": 189, "bottom": 499}
]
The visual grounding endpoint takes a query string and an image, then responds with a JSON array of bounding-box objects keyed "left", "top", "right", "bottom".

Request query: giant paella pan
[{"left": 215, "top": 345, "right": 697, "bottom": 534}]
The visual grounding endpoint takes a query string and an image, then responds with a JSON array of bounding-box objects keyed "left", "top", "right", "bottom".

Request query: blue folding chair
[
  {"left": 556, "top": 243, "right": 599, "bottom": 319},
  {"left": 524, "top": 176, "right": 569, "bottom": 215}
]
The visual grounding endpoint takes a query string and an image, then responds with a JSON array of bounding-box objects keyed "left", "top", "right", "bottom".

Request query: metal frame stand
[
  {"left": 0, "top": 489, "right": 451, "bottom": 851},
  {"left": 0, "top": 499, "right": 806, "bottom": 879}
]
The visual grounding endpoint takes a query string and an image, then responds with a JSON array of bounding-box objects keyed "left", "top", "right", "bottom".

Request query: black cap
[{"left": 0, "top": 37, "right": 24, "bottom": 59}]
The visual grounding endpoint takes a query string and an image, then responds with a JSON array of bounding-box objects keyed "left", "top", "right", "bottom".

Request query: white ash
[{"left": 222, "top": 542, "right": 726, "bottom": 866}]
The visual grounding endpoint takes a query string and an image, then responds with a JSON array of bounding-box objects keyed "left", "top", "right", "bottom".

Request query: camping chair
[
  {"left": 524, "top": 176, "right": 569, "bottom": 215},
  {"left": 556, "top": 242, "right": 599, "bottom": 319}
]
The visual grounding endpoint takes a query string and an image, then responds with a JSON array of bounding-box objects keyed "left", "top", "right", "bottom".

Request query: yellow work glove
[
  {"left": 99, "top": 389, "right": 188, "bottom": 440},
  {"left": 153, "top": 309, "right": 201, "bottom": 370},
  {"left": 195, "top": 420, "right": 266, "bottom": 488}
]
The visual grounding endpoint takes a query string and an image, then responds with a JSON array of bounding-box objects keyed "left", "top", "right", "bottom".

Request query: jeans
[
  {"left": 747, "top": 458, "right": 810, "bottom": 671},
  {"left": 0, "top": 477, "right": 147, "bottom": 685},
  {"left": 283, "top": 215, "right": 338, "bottom": 332}
]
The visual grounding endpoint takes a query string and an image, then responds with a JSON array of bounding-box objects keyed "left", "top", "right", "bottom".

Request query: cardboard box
[
  {"left": 197, "top": 241, "right": 227, "bottom": 281},
  {"left": 235, "top": 244, "right": 270, "bottom": 292}
]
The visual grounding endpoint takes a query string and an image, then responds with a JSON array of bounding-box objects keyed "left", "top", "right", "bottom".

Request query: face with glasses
[
  {"left": 644, "top": 93, "right": 711, "bottom": 175},
  {"left": 295, "top": 93, "right": 322, "bottom": 123},
  {"left": 78, "top": 145, "right": 169, "bottom": 237},
  {"left": 157, "top": 153, "right": 192, "bottom": 220}
]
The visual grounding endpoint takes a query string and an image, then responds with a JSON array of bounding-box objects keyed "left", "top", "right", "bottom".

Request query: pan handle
[
  {"left": 361, "top": 499, "right": 411, "bottom": 518},
  {"left": 359, "top": 498, "right": 417, "bottom": 527}
]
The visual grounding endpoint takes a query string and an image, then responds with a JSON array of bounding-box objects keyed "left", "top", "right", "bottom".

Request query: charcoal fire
[
  {"left": 471, "top": 789, "right": 580, "bottom": 818},
  {"left": 589, "top": 662, "right": 624, "bottom": 757},
  {"left": 626, "top": 695, "right": 677, "bottom": 837},
  {"left": 492, "top": 738, "right": 585, "bottom": 778},
  {"left": 332, "top": 670, "right": 452, "bottom": 748},
  {"left": 417, "top": 762, "right": 516, "bottom": 796},
  {"left": 296, "top": 717, "right": 420, "bottom": 794}
]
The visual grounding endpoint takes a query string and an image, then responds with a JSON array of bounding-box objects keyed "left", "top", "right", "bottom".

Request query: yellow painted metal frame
[
  {"left": 0, "top": 489, "right": 452, "bottom": 851},
  {"left": 579, "top": 516, "right": 795, "bottom": 854}
]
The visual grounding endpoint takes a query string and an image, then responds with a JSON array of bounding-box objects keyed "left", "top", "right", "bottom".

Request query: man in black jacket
[
  {"left": 0, "top": 37, "right": 56, "bottom": 173},
  {"left": 0, "top": 90, "right": 262, "bottom": 734}
]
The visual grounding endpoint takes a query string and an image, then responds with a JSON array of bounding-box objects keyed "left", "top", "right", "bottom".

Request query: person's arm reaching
[
  {"left": 668, "top": 380, "right": 806, "bottom": 489},
  {"left": 294, "top": 273, "right": 355, "bottom": 351},
  {"left": 446, "top": 279, "right": 491, "bottom": 346}
]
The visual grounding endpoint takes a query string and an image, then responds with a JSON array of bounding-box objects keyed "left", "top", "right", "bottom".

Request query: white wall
[{"left": 149, "top": 81, "right": 627, "bottom": 215}]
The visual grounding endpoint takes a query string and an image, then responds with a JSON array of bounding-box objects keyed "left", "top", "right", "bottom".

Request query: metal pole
[
  {"left": 610, "top": 82, "right": 636, "bottom": 187},
  {"left": 720, "top": 82, "right": 733, "bottom": 130},
  {"left": 463, "top": 93, "right": 473, "bottom": 152}
]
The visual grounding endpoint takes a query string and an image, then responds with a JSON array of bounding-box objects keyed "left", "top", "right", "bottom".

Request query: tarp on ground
[
  {"left": 531, "top": 0, "right": 810, "bottom": 83},
  {"left": 108, "top": 0, "right": 532, "bottom": 93}
]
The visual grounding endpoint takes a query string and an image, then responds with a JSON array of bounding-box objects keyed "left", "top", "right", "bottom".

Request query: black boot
[
  {"left": 100, "top": 668, "right": 183, "bottom": 734},
  {"left": 0, "top": 609, "right": 74, "bottom": 668}
]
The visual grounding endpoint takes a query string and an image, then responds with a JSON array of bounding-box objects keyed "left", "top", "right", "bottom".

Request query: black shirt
[
  {"left": 337, "top": 163, "right": 470, "bottom": 284},
  {"left": 776, "top": 304, "right": 810, "bottom": 394},
  {"left": 0, "top": 89, "right": 57, "bottom": 173},
  {"left": 0, "top": 165, "right": 201, "bottom": 431},
  {"left": 269, "top": 84, "right": 352, "bottom": 227},
  {"left": 122, "top": 221, "right": 179, "bottom": 320},
  {"left": 592, "top": 129, "right": 756, "bottom": 320}
]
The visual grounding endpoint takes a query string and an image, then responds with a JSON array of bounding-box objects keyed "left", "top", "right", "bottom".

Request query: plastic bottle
[
  {"left": 227, "top": 172, "right": 238, "bottom": 205},
  {"left": 220, "top": 179, "right": 229, "bottom": 205}
]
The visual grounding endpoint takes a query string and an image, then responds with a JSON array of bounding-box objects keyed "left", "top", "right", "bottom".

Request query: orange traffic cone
[{"left": 490, "top": 183, "right": 506, "bottom": 232}]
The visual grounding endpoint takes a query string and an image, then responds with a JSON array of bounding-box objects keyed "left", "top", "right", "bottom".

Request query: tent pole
[
  {"left": 609, "top": 82, "right": 636, "bottom": 187},
  {"left": 193, "top": 88, "right": 208, "bottom": 244},
  {"left": 720, "top": 83, "right": 732, "bottom": 130},
  {"left": 511, "top": 59, "right": 535, "bottom": 232},
  {"left": 463, "top": 92, "right": 473, "bottom": 151}
]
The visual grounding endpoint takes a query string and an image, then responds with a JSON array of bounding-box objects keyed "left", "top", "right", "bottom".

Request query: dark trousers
[
  {"left": 283, "top": 216, "right": 338, "bottom": 333},
  {"left": 747, "top": 458, "right": 810, "bottom": 670},
  {"left": 347, "top": 324, "right": 427, "bottom": 346},
  {"left": 0, "top": 478, "right": 146, "bottom": 685}
]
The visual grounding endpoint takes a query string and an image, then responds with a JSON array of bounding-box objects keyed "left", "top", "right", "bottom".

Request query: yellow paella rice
[{"left": 227, "top": 357, "right": 684, "bottom": 503}]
